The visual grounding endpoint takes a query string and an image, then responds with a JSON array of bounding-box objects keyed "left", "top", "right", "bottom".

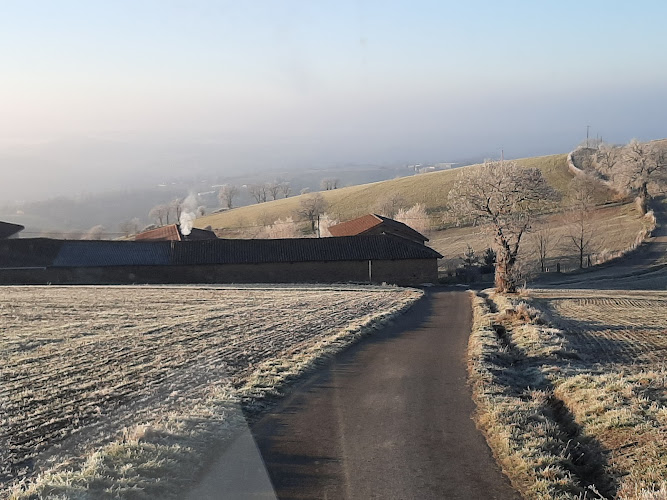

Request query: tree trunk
[
  {"left": 494, "top": 256, "right": 517, "bottom": 293},
  {"left": 637, "top": 183, "right": 649, "bottom": 215}
]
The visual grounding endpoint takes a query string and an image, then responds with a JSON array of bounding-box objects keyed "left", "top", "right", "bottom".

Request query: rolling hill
[{"left": 194, "top": 153, "right": 578, "bottom": 231}]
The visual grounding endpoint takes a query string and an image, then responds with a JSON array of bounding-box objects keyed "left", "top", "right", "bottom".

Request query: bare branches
[
  {"left": 247, "top": 184, "right": 267, "bottom": 204},
  {"left": 218, "top": 185, "right": 239, "bottom": 209},
  {"left": 320, "top": 178, "right": 339, "bottom": 191},
  {"left": 447, "top": 160, "right": 558, "bottom": 292},
  {"left": 298, "top": 193, "right": 328, "bottom": 233}
]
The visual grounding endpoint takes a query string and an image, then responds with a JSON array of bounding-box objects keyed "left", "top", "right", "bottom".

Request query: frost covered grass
[
  {"left": 469, "top": 288, "right": 667, "bottom": 499},
  {"left": 2, "top": 285, "right": 422, "bottom": 499}
]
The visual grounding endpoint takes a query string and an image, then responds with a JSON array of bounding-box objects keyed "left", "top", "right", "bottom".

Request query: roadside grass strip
[
  {"left": 468, "top": 291, "right": 614, "bottom": 499},
  {"left": 469, "top": 289, "right": 667, "bottom": 499}
]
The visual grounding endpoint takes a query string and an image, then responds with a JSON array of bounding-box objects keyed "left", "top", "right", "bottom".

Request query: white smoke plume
[{"left": 179, "top": 193, "right": 198, "bottom": 236}]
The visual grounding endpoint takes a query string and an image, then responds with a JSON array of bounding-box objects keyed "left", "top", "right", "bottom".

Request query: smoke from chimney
[{"left": 179, "top": 193, "right": 199, "bottom": 236}]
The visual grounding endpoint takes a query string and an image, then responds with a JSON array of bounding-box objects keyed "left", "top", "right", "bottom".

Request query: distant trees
[
  {"left": 261, "top": 217, "right": 301, "bottom": 239},
  {"left": 375, "top": 193, "right": 406, "bottom": 218},
  {"left": 247, "top": 183, "right": 268, "bottom": 204},
  {"left": 279, "top": 182, "right": 292, "bottom": 198},
  {"left": 320, "top": 178, "right": 339, "bottom": 191},
  {"left": 394, "top": 203, "right": 430, "bottom": 234},
  {"left": 218, "top": 184, "right": 239, "bottom": 209},
  {"left": 170, "top": 198, "right": 183, "bottom": 221},
  {"left": 149, "top": 204, "right": 170, "bottom": 226},
  {"left": 298, "top": 193, "right": 328, "bottom": 233},
  {"left": 267, "top": 181, "right": 281, "bottom": 201},
  {"left": 448, "top": 160, "right": 558, "bottom": 292},
  {"left": 119, "top": 218, "right": 141, "bottom": 237},
  {"left": 83, "top": 225, "right": 105, "bottom": 240}
]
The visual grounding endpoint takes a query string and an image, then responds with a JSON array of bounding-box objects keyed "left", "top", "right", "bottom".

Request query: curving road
[{"left": 188, "top": 289, "right": 519, "bottom": 499}]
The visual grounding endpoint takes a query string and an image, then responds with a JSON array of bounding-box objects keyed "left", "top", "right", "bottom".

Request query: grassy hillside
[{"left": 195, "top": 153, "right": 576, "bottom": 231}]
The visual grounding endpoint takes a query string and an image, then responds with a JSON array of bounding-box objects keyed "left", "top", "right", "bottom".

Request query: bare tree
[
  {"left": 247, "top": 184, "right": 267, "bottom": 204},
  {"left": 119, "top": 218, "right": 141, "bottom": 237},
  {"left": 320, "top": 178, "right": 340, "bottom": 191},
  {"left": 279, "top": 182, "right": 292, "bottom": 198},
  {"left": 170, "top": 198, "right": 183, "bottom": 221},
  {"left": 298, "top": 193, "right": 328, "bottom": 233},
  {"left": 218, "top": 184, "right": 239, "bottom": 209},
  {"left": 448, "top": 161, "right": 558, "bottom": 292},
  {"left": 149, "top": 204, "right": 170, "bottom": 226},
  {"left": 267, "top": 181, "right": 281, "bottom": 200},
  {"left": 260, "top": 217, "right": 302, "bottom": 239},
  {"left": 564, "top": 178, "right": 600, "bottom": 269},
  {"left": 394, "top": 203, "right": 430, "bottom": 234},
  {"left": 594, "top": 143, "right": 621, "bottom": 176},
  {"left": 533, "top": 227, "right": 555, "bottom": 273},
  {"left": 619, "top": 139, "right": 666, "bottom": 214},
  {"left": 375, "top": 193, "right": 407, "bottom": 218},
  {"left": 319, "top": 213, "right": 340, "bottom": 237},
  {"left": 83, "top": 225, "right": 105, "bottom": 240}
]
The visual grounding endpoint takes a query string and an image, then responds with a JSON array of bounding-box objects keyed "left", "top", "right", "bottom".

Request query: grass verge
[
  {"left": 467, "top": 291, "right": 613, "bottom": 499},
  {"left": 469, "top": 290, "right": 667, "bottom": 499}
]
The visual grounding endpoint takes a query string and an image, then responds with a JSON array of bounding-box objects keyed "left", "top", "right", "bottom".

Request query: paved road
[{"left": 240, "top": 289, "right": 519, "bottom": 500}]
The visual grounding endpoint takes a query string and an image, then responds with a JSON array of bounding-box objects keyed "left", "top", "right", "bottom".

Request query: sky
[{"left": 1, "top": 0, "right": 666, "bottom": 202}]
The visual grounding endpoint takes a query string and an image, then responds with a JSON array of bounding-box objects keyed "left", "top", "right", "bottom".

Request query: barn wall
[{"left": 0, "top": 259, "right": 438, "bottom": 286}]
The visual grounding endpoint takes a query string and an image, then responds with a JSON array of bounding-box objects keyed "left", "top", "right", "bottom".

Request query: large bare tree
[
  {"left": 619, "top": 139, "right": 666, "bottom": 214},
  {"left": 298, "top": 193, "right": 328, "bottom": 233},
  {"left": 448, "top": 161, "right": 557, "bottom": 292},
  {"left": 218, "top": 184, "right": 239, "bottom": 209}
]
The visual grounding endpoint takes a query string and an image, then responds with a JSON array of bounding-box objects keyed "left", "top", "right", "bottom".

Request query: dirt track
[{"left": 190, "top": 290, "right": 519, "bottom": 499}]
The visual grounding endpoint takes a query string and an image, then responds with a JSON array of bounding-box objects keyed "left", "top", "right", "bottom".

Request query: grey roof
[
  {"left": 0, "top": 238, "right": 63, "bottom": 268},
  {"left": 52, "top": 241, "right": 171, "bottom": 267},
  {"left": 0, "top": 221, "right": 25, "bottom": 239},
  {"left": 171, "top": 234, "right": 442, "bottom": 265},
  {"left": 2, "top": 234, "right": 441, "bottom": 269}
]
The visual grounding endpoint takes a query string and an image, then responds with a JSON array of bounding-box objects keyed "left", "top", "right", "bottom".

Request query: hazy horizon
[{"left": 2, "top": 0, "right": 666, "bottom": 203}]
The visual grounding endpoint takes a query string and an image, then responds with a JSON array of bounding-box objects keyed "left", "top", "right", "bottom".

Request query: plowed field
[
  {"left": 0, "top": 285, "right": 420, "bottom": 494},
  {"left": 532, "top": 290, "right": 667, "bottom": 365}
]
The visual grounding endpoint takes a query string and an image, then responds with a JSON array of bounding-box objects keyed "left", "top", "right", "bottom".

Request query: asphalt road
[{"left": 226, "top": 289, "right": 518, "bottom": 500}]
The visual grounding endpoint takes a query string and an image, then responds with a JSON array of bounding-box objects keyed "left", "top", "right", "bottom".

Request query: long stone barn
[{"left": 0, "top": 234, "right": 442, "bottom": 286}]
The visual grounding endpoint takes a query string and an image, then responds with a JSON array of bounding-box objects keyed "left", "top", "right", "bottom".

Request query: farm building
[
  {"left": 0, "top": 234, "right": 441, "bottom": 285},
  {"left": 135, "top": 224, "right": 217, "bottom": 241},
  {"left": 0, "top": 221, "right": 25, "bottom": 239},
  {"left": 328, "top": 214, "right": 428, "bottom": 244}
]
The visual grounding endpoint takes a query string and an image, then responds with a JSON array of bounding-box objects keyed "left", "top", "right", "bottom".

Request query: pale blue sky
[{"left": 1, "top": 1, "right": 666, "bottom": 200}]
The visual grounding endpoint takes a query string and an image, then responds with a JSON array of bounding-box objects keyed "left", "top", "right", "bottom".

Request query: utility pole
[
  {"left": 501, "top": 148, "right": 504, "bottom": 163},
  {"left": 586, "top": 125, "right": 590, "bottom": 147}
]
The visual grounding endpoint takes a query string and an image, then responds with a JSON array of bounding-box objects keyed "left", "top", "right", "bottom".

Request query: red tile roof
[
  {"left": 328, "top": 214, "right": 383, "bottom": 237},
  {"left": 135, "top": 225, "right": 182, "bottom": 241},
  {"left": 328, "top": 214, "right": 428, "bottom": 242}
]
